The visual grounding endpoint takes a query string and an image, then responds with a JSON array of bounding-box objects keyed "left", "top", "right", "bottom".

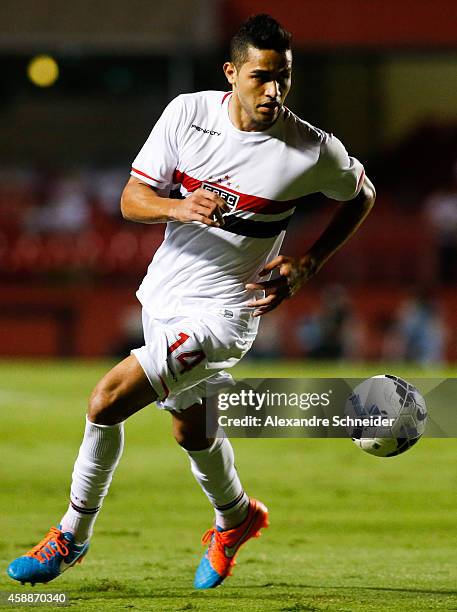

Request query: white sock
[
  {"left": 60, "top": 416, "right": 124, "bottom": 544},
  {"left": 186, "top": 437, "right": 250, "bottom": 530}
]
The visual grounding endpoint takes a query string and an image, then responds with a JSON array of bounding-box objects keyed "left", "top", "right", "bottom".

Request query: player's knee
[
  {"left": 173, "top": 422, "right": 212, "bottom": 451},
  {"left": 87, "top": 383, "right": 123, "bottom": 425}
]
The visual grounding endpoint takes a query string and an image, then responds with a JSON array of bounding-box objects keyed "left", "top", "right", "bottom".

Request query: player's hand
[
  {"left": 245, "top": 254, "right": 318, "bottom": 316},
  {"left": 170, "top": 188, "right": 230, "bottom": 227}
]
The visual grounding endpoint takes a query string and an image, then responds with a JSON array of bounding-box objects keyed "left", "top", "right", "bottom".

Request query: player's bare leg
[
  {"left": 171, "top": 401, "right": 268, "bottom": 588},
  {"left": 171, "top": 399, "right": 214, "bottom": 450},
  {"left": 7, "top": 355, "right": 156, "bottom": 585},
  {"left": 88, "top": 354, "right": 157, "bottom": 425}
]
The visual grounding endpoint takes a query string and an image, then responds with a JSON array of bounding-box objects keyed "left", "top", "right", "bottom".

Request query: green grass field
[{"left": 0, "top": 360, "right": 456, "bottom": 611}]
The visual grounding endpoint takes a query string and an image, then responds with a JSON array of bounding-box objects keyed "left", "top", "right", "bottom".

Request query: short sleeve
[
  {"left": 130, "top": 95, "right": 185, "bottom": 191},
  {"left": 317, "top": 134, "right": 365, "bottom": 201}
]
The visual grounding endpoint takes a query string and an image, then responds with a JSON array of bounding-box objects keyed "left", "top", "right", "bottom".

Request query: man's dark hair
[{"left": 230, "top": 14, "right": 291, "bottom": 68}]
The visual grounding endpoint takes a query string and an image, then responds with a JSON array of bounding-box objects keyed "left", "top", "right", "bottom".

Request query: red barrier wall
[
  {"left": 224, "top": 1, "right": 457, "bottom": 47},
  {"left": 0, "top": 285, "right": 138, "bottom": 357},
  {"left": 1, "top": 284, "right": 455, "bottom": 361}
]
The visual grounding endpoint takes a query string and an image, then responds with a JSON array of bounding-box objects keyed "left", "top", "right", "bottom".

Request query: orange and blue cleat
[
  {"left": 194, "top": 498, "right": 269, "bottom": 589},
  {"left": 7, "top": 526, "right": 88, "bottom": 586}
]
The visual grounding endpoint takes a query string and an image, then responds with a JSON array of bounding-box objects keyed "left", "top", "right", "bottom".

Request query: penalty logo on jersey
[{"left": 202, "top": 182, "right": 240, "bottom": 212}]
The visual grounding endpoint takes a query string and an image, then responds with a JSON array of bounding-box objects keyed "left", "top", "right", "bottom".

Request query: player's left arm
[{"left": 245, "top": 174, "right": 376, "bottom": 316}]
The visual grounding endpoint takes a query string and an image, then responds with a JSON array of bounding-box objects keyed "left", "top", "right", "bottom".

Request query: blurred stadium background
[{"left": 1, "top": 0, "right": 457, "bottom": 366}]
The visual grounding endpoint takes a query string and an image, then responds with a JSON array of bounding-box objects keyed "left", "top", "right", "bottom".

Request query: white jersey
[{"left": 131, "top": 90, "right": 364, "bottom": 318}]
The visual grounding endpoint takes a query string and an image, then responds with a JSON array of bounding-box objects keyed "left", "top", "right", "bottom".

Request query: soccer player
[{"left": 7, "top": 14, "right": 375, "bottom": 589}]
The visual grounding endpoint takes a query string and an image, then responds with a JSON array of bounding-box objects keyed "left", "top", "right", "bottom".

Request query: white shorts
[{"left": 131, "top": 305, "right": 258, "bottom": 412}]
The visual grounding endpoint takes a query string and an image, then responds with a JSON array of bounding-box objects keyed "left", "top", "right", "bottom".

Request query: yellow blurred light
[{"left": 27, "top": 55, "right": 59, "bottom": 88}]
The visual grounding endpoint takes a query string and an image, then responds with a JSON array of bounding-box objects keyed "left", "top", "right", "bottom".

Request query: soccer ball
[{"left": 345, "top": 375, "right": 427, "bottom": 457}]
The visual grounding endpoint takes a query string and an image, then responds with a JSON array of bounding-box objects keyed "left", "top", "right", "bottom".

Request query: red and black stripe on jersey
[{"left": 172, "top": 169, "right": 295, "bottom": 238}]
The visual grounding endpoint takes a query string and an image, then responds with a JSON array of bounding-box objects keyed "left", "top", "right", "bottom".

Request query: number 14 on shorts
[{"left": 167, "top": 332, "right": 205, "bottom": 373}]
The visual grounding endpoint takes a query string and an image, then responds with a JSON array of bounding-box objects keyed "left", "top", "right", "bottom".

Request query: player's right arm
[
  {"left": 121, "top": 177, "right": 229, "bottom": 227},
  {"left": 123, "top": 95, "right": 228, "bottom": 227}
]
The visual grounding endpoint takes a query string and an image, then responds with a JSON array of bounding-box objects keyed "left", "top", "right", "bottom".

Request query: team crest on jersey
[{"left": 201, "top": 182, "right": 240, "bottom": 211}]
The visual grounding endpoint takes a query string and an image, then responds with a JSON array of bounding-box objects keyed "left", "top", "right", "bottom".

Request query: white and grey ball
[{"left": 345, "top": 375, "right": 427, "bottom": 457}]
